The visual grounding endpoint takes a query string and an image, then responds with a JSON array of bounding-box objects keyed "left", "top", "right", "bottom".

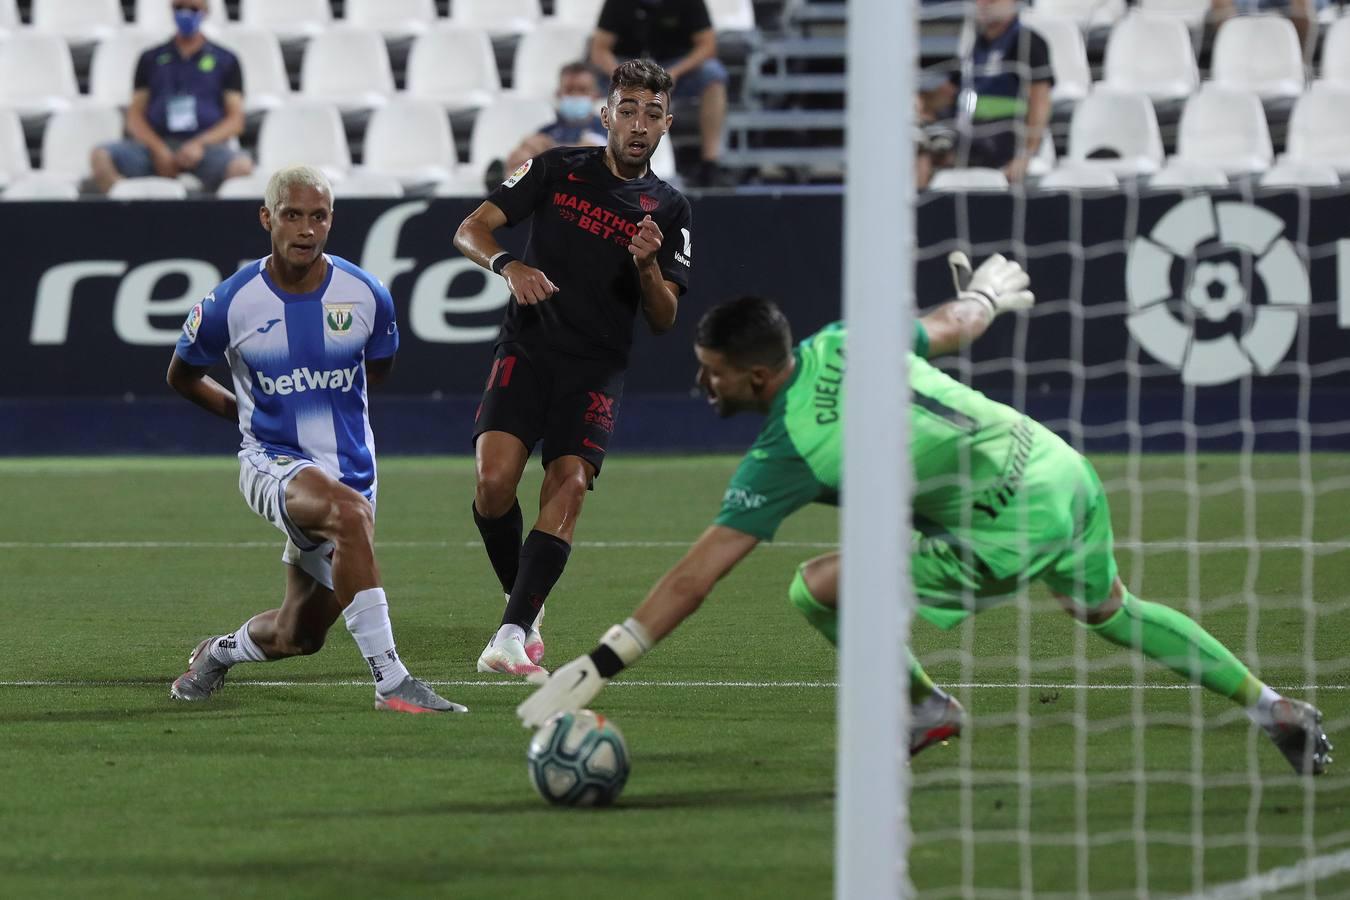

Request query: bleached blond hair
[{"left": 263, "top": 165, "right": 333, "bottom": 214}]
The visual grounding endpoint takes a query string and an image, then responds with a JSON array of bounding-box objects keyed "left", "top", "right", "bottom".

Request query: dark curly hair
[{"left": 608, "top": 58, "right": 675, "bottom": 104}]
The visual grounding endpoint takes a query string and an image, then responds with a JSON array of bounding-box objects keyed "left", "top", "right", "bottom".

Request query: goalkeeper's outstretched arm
[
  {"left": 921, "top": 252, "right": 1034, "bottom": 357},
  {"left": 517, "top": 526, "right": 760, "bottom": 728}
]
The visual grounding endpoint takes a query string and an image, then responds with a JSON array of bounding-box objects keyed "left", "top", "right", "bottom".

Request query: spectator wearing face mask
[
  {"left": 90, "top": 0, "right": 253, "bottom": 194},
  {"left": 504, "top": 62, "right": 608, "bottom": 174}
]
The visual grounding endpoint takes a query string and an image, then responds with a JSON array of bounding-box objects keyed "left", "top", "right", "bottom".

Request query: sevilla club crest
[{"left": 639, "top": 194, "right": 659, "bottom": 213}]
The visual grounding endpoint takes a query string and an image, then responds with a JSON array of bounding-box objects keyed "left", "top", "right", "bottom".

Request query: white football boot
[{"left": 477, "top": 633, "right": 548, "bottom": 681}]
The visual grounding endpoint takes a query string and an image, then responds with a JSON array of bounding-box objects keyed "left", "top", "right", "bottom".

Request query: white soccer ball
[{"left": 527, "top": 709, "right": 630, "bottom": 807}]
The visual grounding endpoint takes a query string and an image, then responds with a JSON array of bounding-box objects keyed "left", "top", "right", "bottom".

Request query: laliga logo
[{"left": 1125, "top": 195, "right": 1309, "bottom": 386}]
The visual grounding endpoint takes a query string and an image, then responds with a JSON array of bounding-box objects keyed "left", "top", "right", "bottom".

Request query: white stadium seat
[
  {"left": 553, "top": 0, "right": 605, "bottom": 28},
  {"left": 1067, "top": 90, "right": 1165, "bottom": 175},
  {"left": 510, "top": 23, "right": 593, "bottom": 102},
  {"left": 239, "top": 0, "right": 332, "bottom": 42},
  {"left": 1100, "top": 12, "right": 1198, "bottom": 101},
  {"left": 343, "top": 0, "right": 438, "bottom": 40},
  {"left": 1260, "top": 160, "right": 1340, "bottom": 187},
  {"left": 1021, "top": 12, "right": 1091, "bottom": 102},
  {"left": 707, "top": 0, "right": 757, "bottom": 31},
  {"left": 89, "top": 32, "right": 160, "bottom": 108},
  {"left": 1149, "top": 160, "right": 1230, "bottom": 188},
  {"left": 215, "top": 172, "right": 269, "bottom": 199},
  {"left": 109, "top": 175, "right": 189, "bottom": 199},
  {"left": 451, "top": 0, "right": 542, "bottom": 37},
  {"left": 1321, "top": 17, "right": 1350, "bottom": 88},
  {"left": 929, "top": 168, "right": 1011, "bottom": 191},
  {"left": 41, "top": 105, "right": 122, "bottom": 183},
  {"left": 0, "top": 108, "right": 31, "bottom": 187},
  {"left": 1174, "top": 85, "right": 1273, "bottom": 174},
  {"left": 1031, "top": 0, "right": 1126, "bottom": 29},
  {"left": 333, "top": 172, "right": 405, "bottom": 199},
  {"left": 1137, "top": 0, "right": 1211, "bottom": 27},
  {"left": 1283, "top": 84, "right": 1350, "bottom": 173},
  {"left": 216, "top": 27, "right": 292, "bottom": 114},
  {"left": 32, "top": 0, "right": 125, "bottom": 45},
  {"left": 1038, "top": 162, "right": 1122, "bottom": 189},
  {"left": 256, "top": 101, "right": 352, "bottom": 182},
  {"left": 0, "top": 32, "right": 80, "bottom": 117},
  {"left": 0, "top": 0, "right": 18, "bottom": 39},
  {"left": 650, "top": 133, "right": 677, "bottom": 182},
  {"left": 469, "top": 97, "right": 557, "bottom": 175},
  {"left": 1211, "top": 15, "right": 1305, "bottom": 98},
  {"left": 135, "top": 0, "right": 229, "bottom": 35},
  {"left": 361, "top": 98, "right": 457, "bottom": 187},
  {"left": 2, "top": 173, "right": 80, "bottom": 200},
  {"left": 431, "top": 95, "right": 557, "bottom": 194},
  {"left": 406, "top": 25, "right": 501, "bottom": 112},
  {"left": 300, "top": 26, "right": 396, "bottom": 113}
]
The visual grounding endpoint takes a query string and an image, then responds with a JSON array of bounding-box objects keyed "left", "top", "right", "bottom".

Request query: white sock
[
  {"left": 209, "top": 617, "right": 268, "bottom": 666},
  {"left": 343, "top": 587, "right": 410, "bottom": 692},
  {"left": 1245, "top": 684, "right": 1282, "bottom": 729},
  {"left": 494, "top": 623, "right": 527, "bottom": 647}
]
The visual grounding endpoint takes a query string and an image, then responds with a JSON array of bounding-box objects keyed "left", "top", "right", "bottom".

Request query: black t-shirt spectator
[
  {"left": 597, "top": 0, "right": 713, "bottom": 62},
  {"left": 486, "top": 146, "right": 693, "bottom": 364}
]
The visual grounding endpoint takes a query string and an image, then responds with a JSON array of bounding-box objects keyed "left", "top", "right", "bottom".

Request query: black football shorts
[{"left": 472, "top": 341, "right": 625, "bottom": 476}]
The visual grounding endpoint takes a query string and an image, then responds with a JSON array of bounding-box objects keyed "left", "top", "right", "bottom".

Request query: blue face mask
[
  {"left": 557, "top": 95, "right": 595, "bottom": 124},
  {"left": 174, "top": 8, "right": 204, "bottom": 37}
]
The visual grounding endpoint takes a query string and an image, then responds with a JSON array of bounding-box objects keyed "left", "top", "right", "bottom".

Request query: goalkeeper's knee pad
[{"left": 789, "top": 565, "right": 838, "bottom": 646}]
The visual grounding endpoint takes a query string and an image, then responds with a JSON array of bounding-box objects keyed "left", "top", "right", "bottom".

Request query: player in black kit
[{"left": 452, "top": 59, "right": 692, "bottom": 677}]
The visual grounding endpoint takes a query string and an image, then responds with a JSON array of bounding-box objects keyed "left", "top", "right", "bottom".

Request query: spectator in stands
[
  {"left": 504, "top": 62, "right": 607, "bottom": 173},
  {"left": 916, "top": 0, "right": 1052, "bottom": 188},
  {"left": 589, "top": 0, "right": 731, "bottom": 187},
  {"left": 90, "top": 0, "right": 252, "bottom": 194}
]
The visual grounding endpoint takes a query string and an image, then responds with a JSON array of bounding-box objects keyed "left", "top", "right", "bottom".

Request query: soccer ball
[{"left": 527, "top": 709, "right": 630, "bottom": 807}]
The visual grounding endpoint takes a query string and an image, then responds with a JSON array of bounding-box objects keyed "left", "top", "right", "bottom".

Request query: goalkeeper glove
[
  {"left": 516, "top": 618, "right": 652, "bottom": 729},
  {"left": 947, "top": 251, "right": 1034, "bottom": 317}
]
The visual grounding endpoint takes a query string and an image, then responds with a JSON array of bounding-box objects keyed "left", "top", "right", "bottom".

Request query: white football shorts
[{"left": 238, "top": 449, "right": 376, "bottom": 591}]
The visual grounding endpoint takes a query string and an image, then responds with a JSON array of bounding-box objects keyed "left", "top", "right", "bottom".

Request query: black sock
[
  {"left": 472, "top": 499, "right": 523, "bottom": 594},
  {"left": 501, "top": 530, "right": 572, "bottom": 631}
]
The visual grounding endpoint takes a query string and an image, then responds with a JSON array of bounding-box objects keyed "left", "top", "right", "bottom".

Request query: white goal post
[{"left": 837, "top": 0, "right": 914, "bottom": 898}]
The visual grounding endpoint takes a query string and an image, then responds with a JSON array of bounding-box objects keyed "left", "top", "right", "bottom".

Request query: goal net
[{"left": 900, "top": 110, "right": 1349, "bottom": 900}]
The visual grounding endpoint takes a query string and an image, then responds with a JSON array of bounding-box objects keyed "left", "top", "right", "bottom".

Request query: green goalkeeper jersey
[{"left": 714, "top": 321, "right": 1064, "bottom": 561}]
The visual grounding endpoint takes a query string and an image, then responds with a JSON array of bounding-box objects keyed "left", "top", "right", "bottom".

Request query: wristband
[
  {"left": 489, "top": 251, "right": 517, "bottom": 276},
  {"left": 960, "top": 289, "right": 998, "bottom": 318},
  {"left": 590, "top": 618, "right": 653, "bottom": 678}
]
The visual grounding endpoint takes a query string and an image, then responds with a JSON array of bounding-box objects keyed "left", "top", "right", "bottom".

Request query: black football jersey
[{"left": 485, "top": 145, "right": 693, "bottom": 364}]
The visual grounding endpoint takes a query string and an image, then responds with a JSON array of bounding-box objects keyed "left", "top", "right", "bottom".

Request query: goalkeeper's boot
[
  {"left": 525, "top": 605, "right": 545, "bottom": 665},
  {"left": 375, "top": 675, "right": 468, "bottom": 714},
  {"left": 170, "top": 637, "right": 230, "bottom": 702},
  {"left": 477, "top": 634, "right": 549, "bottom": 681},
  {"left": 1265, "top": 698, "right": 1332, "bottom": 775},
  {"left": 910, "top": 691, "right": 966, "bottom": 758}
]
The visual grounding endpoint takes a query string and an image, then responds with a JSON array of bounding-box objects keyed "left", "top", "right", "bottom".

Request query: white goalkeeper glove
[
  {"left": 516, "top": 618, "right": 652, "bottom": 729},
  {"left": 947, "top": 251, "right": 1034, "bottom": 317}
]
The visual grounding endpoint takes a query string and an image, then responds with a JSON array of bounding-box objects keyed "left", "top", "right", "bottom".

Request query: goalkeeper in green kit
[{"left": 518, "top": 254, "right": 1332, "bottom": 776}]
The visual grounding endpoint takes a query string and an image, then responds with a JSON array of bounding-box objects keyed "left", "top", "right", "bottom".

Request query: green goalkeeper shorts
[{"left": 911, "top": 437, "right": 1118, "bottom": 630}]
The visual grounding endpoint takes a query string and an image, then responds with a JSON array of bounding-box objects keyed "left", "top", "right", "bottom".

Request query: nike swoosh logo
[
  {"left": 257, "top": 318, "right": 282, "bottom": 334},
  {"left": 581, "top": 438, "right": 606, "bottom": 453},
  {"left": 567, "top": 172, "right": 586, "bottom": 183}
]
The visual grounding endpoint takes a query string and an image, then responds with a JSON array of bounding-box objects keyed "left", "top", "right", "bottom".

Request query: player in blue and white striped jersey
[{"left": 167, "top": 165, "right": 464, "bottom": 715}]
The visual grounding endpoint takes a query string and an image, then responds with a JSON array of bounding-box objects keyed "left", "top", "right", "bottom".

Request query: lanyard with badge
[{"left": 166, "top": 52, "right": 199, "bottom": 134}]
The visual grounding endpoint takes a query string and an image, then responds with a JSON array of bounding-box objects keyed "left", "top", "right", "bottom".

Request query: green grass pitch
[{"left": 2, "top": 455, "right": 1348, "bottom": 898}]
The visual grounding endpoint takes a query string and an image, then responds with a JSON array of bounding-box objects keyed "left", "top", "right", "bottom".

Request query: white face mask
[{"left": 557, "top": 94, "right": 595, "bottom": 123}]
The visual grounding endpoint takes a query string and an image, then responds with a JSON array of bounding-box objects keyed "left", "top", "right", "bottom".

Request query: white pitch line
[
  {"left": 0, "top": 680, "right": 1345, "bottom": 690},
  {"left": 1185, "top": 847, "right": 1350, "bottom": 900},
  {"left": 1, "top": 539, "right": 1348, "bottom": 551}
]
